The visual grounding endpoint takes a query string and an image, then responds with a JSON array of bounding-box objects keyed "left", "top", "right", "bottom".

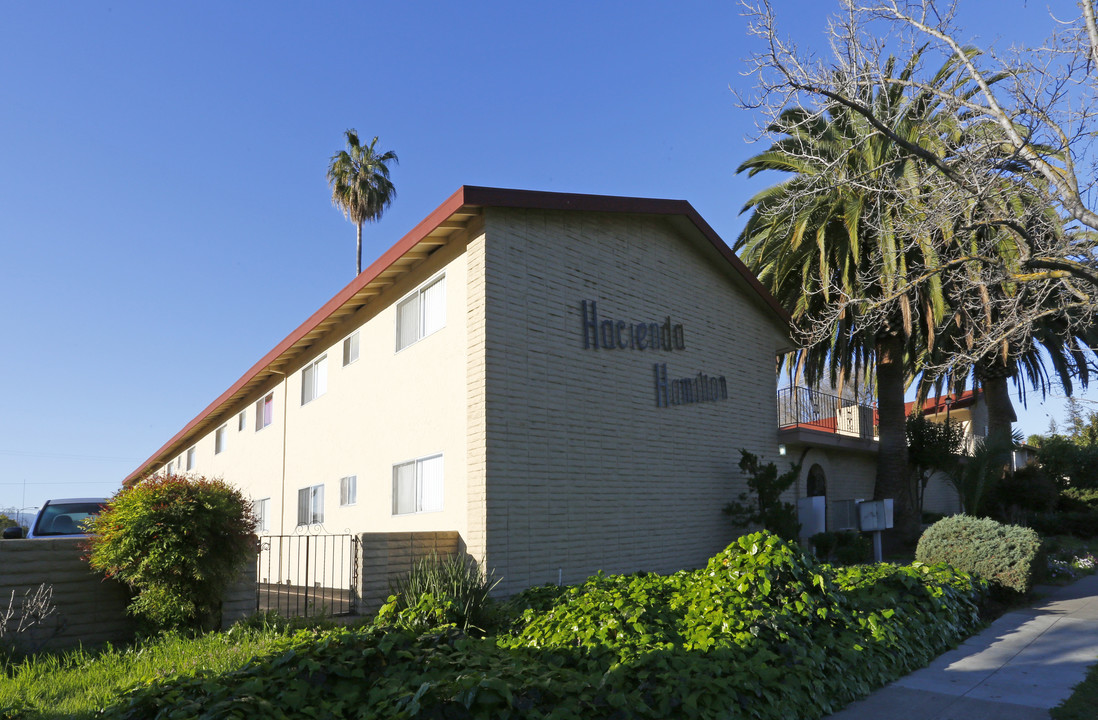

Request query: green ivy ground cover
[{"left": 93, "top": 532, "right": 986, "bottom": 720}]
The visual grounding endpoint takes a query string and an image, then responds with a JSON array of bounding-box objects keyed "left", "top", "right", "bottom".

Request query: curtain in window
[
  {"left": 343, "top": 333, "right": 359, "bottom": 365},
  {"left": 297, "top": 488, "right": 310, "bottom": 526},
  {"left": 420, "top": 278, "right": 446, "bottom": 337},
  {"left": 340, "top": 476, "right": 356, "bottom": 506},
  {"left": 393, "top": 462, "right": 415, "bottom": 514},
  {"left": 397, "top": 295, "right": 420, "bottom": 351},
  {"left": 418, "top": 455, "right": 444, "bottom": 512}
]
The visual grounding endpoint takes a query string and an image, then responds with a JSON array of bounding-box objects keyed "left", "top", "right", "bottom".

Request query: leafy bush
[
  {"left": 810, "top": 531, "right": 872, "bottom": 565},
  {"left": 993, "top": 464, "right": 1059, "bottom": 522},
  {"left": 1060, "top": 487, "right": 1098, "bottom": 512},
  {"left": 97, "top": 533, "right": 988, "bottom": 720},
  {"left": 87, "top": 475, "right": 256, "bottom": 632},
  {"left": 916, "top": 514, "right": 1043, "bottom": 594},
  {"left": 723, "top": 450, "right": 801, "bottom": 541},
  {"left": 1030, "top": 510, "right": 1098, "bottom": 539},
  {"left": 376, "top": 553, "right": 499, "bottom": 635}
]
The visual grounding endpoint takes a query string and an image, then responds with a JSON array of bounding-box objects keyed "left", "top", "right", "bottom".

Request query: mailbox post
[{"left": 857, "top": 499, "right": 894, "bottom": 562}]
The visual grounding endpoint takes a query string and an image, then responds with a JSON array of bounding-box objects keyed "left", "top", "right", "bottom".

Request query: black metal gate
[{"left": 256, "top": 532, "right": 358, "bottom": 617}]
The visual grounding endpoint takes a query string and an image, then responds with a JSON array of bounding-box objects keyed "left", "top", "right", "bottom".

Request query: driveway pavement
[{"left": 824, "top": 573, "right": 1098, "bottom": 719}]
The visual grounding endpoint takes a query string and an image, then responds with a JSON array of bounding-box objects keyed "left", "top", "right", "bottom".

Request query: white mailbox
[{"left": 858, "top": 499, "right": 894, "bottom": 532}]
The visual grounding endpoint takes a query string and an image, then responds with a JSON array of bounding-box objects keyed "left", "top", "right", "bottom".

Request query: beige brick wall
[
  {"left": 357, "top": 531, "right": 464, "bottom": 614},
  {"left": 479, "top": 208, "right": 792, "bottom": 594}
]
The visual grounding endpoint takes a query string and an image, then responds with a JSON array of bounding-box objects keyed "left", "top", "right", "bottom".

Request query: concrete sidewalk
[{"left": 826, "top": 573, "right": 1098, "bottom": 720}]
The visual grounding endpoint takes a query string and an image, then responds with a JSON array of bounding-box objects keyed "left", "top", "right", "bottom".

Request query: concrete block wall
[
  {"left": 0, "top": 538, "right": 133, "bottom": 652},
  {"left": 220, "top": 559, "right": 258, "bottom": 629},
  {"left": 1, "top": 539, "right": 258, "bottom": 652},
  {"left": 357, "top": 531, "right": 464, "bottom": 614}
]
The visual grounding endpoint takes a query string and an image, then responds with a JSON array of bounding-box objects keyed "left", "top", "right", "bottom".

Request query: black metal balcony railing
[{"left": 777, "top": 386, "right": 878, "bottom": 441}]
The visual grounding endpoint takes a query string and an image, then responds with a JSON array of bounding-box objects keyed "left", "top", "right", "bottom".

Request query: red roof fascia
[
  {"left": 904, "top": 389, "right": 979, "bottom": 418},
  {"left": 124, "top": 186, "right": 790, "bottom": 485}
]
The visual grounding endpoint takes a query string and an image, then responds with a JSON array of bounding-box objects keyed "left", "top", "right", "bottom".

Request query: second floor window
[
  {"left": 256, "top": 393, "right": 273, "bottom": 431},
  {"left": 396, "top": 275, "right": 445, "bottom": 351},
  {"left": 301, "top": 355, "right": 328, "bottom": 405}
]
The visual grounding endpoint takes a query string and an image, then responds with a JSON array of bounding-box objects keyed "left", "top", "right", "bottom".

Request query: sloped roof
[{"left": 124, "top": 186, "right": 791, "bottom": 485}]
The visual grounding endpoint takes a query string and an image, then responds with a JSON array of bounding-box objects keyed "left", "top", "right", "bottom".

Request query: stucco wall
[
  {"left": 478, "top": 208, "right": 791, "bottom": 594},
  {"left": 177, "top": 227, "right": 478, "bottom": 540}
]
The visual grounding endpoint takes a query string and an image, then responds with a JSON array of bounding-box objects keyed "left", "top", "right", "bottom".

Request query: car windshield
[{"left": 32, "top": 503, "right": 102, "bottom": 536}]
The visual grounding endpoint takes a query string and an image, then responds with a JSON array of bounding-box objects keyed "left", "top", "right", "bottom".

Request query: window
[
  {"left": 340, "top": 475, "right": 357, "bottom": 506},
  {"left": 253, "top": 498, "right": 270, "bottom": 533},
  {"left": 256, "top": 393, "right": 273, "bottom": 431},
  {"left": 186, "top": 447, "right": 195, "bottom": 471},
  {"left": 396, "top": 275, "right": 445, "bottom": 351},
  {"left": 297, "top": 484, "right": 324, "bottom": 526},
  {"left": 392, "top": 454, "right": 443, "bottom": 515},
  {"left": 215, "top": 425, "right": 227, "bottom": 454},
  {"left": 238, "top": 410, "right": 246, "bottom": 432},
  {"left": 301, "top": 355, "right": 328, "bottom": 405},
  {"left": 343, "top": 332, "right": 359, "bottom": 366}
]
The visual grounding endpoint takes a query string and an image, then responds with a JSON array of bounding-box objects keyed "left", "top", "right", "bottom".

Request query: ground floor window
[
  {"left": 254, "top": 498, "right": 270, "bottom": 533},
  {"left": 297, "top": 484, "right": 324, "bottom": 526},
  {"left": 392, "top": 454, "right": 443, "bottom": 515},
  {"left": 340, "top": 475, "right": 357, "bottom": 506}
]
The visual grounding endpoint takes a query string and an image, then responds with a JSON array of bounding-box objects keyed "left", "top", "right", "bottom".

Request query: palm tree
[
  {"left": 736, "top": 54, "right": 970, "bottom": 543},
  {"left": 327, "top": 131, "right": 399, "bottom": 275}
]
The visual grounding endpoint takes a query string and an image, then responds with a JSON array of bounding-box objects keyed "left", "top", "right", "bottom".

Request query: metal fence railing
[
  {"left": 776, "top": 386, "right": 877, "bottom": 440},
  {"left": 256, "top": 532, "right": 358, "bottom": 617}
]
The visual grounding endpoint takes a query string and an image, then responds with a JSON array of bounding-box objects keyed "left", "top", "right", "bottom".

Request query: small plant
[
  {"left": 916, "top": 514, "right": 1043, "bottom": 594},
  {"left": 0, "top": 584, "right": 59, "bottom": 661},
  {"left": 376, "top": 553, "right": 499, "bottom": 635},
  {"left": 907, "top": 413, "right": 965, "bottom": 515},
  {"left": 723, "top": 449, "right": 801, "bottom": 541},
  {"left": 87, "top": 474, "right": 256, "bottom": 633}
]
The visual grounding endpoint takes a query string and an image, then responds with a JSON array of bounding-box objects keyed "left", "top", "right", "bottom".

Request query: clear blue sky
[{"left": 0, "top": 1, "right": 1090, "bottom": 514}]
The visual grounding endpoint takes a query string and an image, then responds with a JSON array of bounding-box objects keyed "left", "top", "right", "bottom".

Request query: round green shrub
[
  {"left": 915, "top": 514, "right": 1043, "bottom": 594},
  {"left": 87, "top": 474, "right": 256, "bottom": 632}
]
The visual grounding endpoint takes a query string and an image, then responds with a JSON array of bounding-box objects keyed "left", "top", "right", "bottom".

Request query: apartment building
[{"left": 126, "top": 186, "right": 817, "bottom": 593}]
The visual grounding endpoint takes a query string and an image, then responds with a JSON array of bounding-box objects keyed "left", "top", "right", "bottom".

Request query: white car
[{"left": 2, "top": 498, "right": 106, "bottom": 539}]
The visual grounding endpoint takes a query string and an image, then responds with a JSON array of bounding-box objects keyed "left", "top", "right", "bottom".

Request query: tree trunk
[
  {"left": 979, "top": 368, "right": 1017, "bottom": 443},
  {"left": 875, "top": 331, "right": 920, "bottom": 546},
  {"left": 356, "top": 223, "right": 363, "bottom": 275}
]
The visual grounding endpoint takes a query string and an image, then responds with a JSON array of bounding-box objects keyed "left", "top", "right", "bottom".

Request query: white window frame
[
  {"left": 238, "top": 410, "right": 247, "bottom": 432},
  {"left": 342, "top": 332, "right": 359, "bottom": 366},
  {"left": 253, "top": 498, "right": 270, "bottom": 533},
  {"left": 297, "top": 484, "right": 324, "bottom": 526},
  {"left": 392, "top": 454, "right": 444, "bottom": 515},
  {"left": 340, "top": 475, "right": 357, "bottom": 506},
  {"left": 395, "top": 274, "right": 446, "bottom": 352},
  {"left": 256, "top": 393, "right": 273, "bottom": 431},
  {"left": 215, "top": 425, "right": 227, "bottom": 454},
  {"left": 301, "top": 355, "right": 328, "bottom": 406},
  {"left": 186, "top": 447, "right": 195, "bottom": 471}
]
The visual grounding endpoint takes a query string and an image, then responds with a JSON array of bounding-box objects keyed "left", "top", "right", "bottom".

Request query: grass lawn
[
  {"left": 0, "top": 625, "right": 290, "bottom": 720},
  {"left": 1052, "top": 655, "right": 1098, "bottom": 720}
]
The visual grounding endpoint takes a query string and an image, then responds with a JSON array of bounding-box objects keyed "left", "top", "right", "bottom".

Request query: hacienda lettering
[
  {"left": 579, "top": 300, "right": 730, "bottom": 408},
  {"left": 581, "top": 300, "right": 685, "bottom": 351}
]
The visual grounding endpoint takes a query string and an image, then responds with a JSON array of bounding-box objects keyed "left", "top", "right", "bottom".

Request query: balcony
[{"left": 777, "top": 386, "right": 879, "bottom": 450}]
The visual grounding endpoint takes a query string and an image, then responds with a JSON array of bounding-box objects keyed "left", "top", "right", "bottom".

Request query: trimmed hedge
[
  {"left": 101, "top": 533, "right": 987, "bottom": 720},
  {"left": 916, "top": 514, "right": 1043, "bottom": 594}
]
